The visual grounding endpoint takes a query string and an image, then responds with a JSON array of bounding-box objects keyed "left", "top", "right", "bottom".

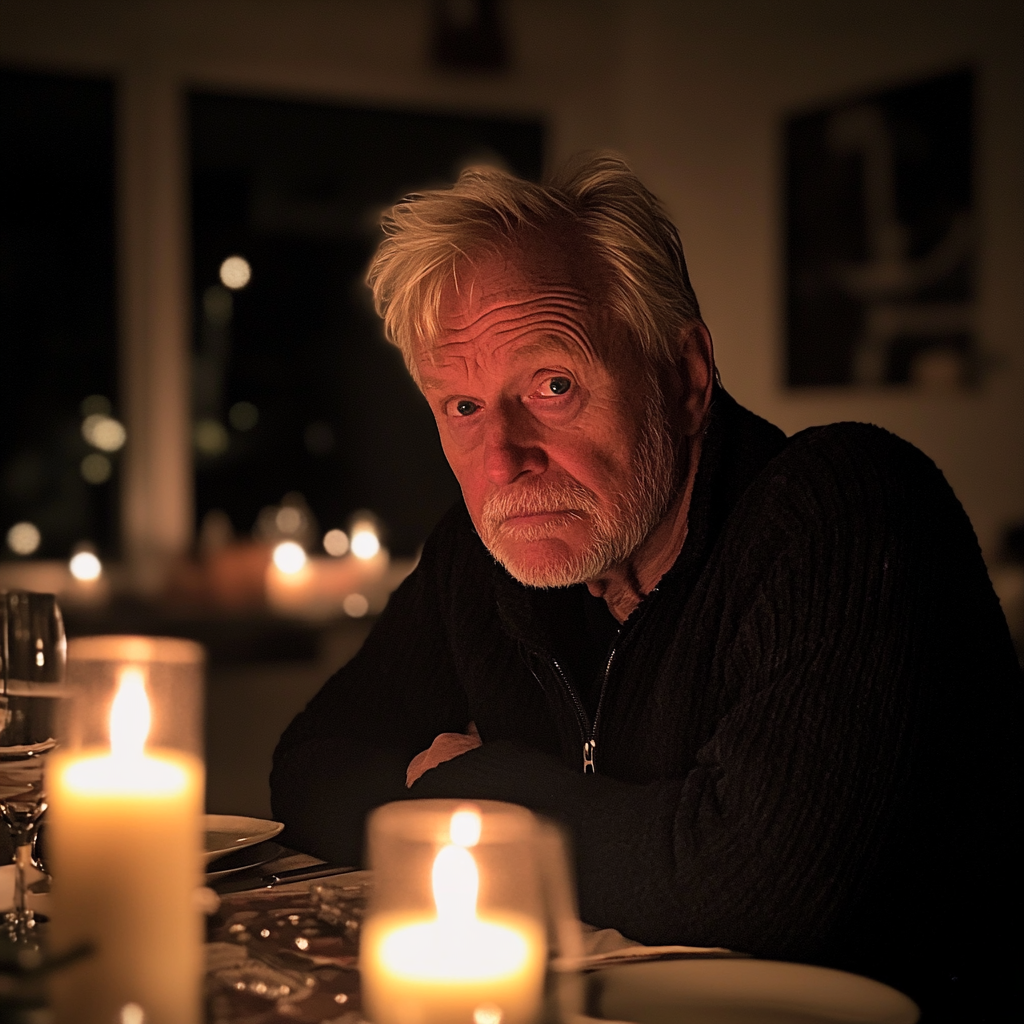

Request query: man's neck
[{"left": 586, "top": 433, "right": 704, "bottom": 623}]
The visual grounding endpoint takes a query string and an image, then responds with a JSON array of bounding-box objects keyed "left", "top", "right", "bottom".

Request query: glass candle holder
[
  {"left": 361, "top": 799, "right": 565, "bottom": 1024},
  {"left": 48, "top": 635, "right": 205, "bottom": 1024}
]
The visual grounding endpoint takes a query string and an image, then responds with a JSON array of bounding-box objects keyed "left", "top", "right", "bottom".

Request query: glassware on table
[
  {"left": 360, "top": 798, "right": 584, "bottom": 1024},
  {"left": 0, "top": 590, "right": 67, "bottom": 947}
]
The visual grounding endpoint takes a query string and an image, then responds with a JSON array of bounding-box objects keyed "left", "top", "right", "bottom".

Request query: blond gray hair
[{"left": 366, "top": 154, "right": 703, "bottom": 372}]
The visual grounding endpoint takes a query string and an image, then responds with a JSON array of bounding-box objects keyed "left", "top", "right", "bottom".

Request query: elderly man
[{"left": 272, "top": 157, "right": 1019, "bottom": 1017}]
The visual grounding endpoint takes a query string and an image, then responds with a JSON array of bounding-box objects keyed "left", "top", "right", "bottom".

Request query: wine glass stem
[{"left": 13, "top": 842, "right": 32, "bottom": 920}]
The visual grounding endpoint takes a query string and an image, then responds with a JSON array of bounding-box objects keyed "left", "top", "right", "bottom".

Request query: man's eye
[
  {"left": 455, "top": 400, "right": 478, "bottom": 416},
  {"left": 543, "top": 376, "right": 572, "bottom": 396}
]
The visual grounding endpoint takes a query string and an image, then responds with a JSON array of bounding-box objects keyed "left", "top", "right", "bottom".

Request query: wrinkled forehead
[{"left": 426, "top": 226, "right": 613, "bottom": 350}]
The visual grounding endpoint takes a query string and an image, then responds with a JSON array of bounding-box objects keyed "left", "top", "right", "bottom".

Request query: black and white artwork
[{"left": 785, "top": 69, "right": 975, "bottom": 388}]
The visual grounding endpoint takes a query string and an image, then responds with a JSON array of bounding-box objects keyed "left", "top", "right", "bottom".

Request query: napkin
[{"left": 575, "top": 923, "right": 741, "bottom": 968}]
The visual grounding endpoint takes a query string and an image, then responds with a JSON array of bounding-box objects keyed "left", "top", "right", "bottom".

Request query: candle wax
[
  {"left": 48, "top": 746, "right": 204, "bottom": 1024},
  {"left": 362, "top": 911, "right": 546, "bottom": 1024}
]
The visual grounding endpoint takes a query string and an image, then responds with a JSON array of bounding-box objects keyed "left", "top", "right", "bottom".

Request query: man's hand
[{"left": 406, "top": 722, "right": 482, "bottom": 787}]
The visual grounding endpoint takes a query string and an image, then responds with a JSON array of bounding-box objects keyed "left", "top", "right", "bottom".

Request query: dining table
[{"left": 202, "top": 846, "right": 921, "bottom": 1024}]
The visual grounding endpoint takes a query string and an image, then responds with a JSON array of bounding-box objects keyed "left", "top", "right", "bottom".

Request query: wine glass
[{"left": 0, "top": 591, "right": 66, "bottom": 946}]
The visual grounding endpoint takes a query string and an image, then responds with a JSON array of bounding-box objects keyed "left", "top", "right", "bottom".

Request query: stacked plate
[{"left": 204, "top": 814, "right": 285, "bottom": 881}]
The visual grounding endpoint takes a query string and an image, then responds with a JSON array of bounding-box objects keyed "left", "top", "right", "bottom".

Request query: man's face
[{"left": 415, "top": 237, "right": 678, "bottom": 588}]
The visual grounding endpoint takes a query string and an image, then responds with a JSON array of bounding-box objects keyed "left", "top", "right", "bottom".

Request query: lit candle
[
  {"left": 49, "top": 665, "right": 204, "bottom": 1024},
  {"left": 361, "top": 808, "right": 546, "bottom": 1024}
]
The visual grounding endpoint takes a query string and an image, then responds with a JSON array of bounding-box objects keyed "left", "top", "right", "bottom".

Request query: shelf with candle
[
  {"left": 361, "top": 801, "right": 550, "bottom": 1024},
  {"left": 48, "top": 636, "right": 204, "bottom": 1024}
]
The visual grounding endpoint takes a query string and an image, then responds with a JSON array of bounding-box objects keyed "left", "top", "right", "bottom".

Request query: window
[
  {"left": 0, "top": 69, "right": 118, "bottom": 561},
  {"left": 189, "top": 92, "right": 544, "bottom": 555}
]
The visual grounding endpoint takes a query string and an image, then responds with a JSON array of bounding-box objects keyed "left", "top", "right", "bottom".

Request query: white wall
[
  {"left": 609, "top": 0, "right": 1024, "bottom": 564},
  {"left": 2, "top": 0, "right": 1021, "bottom": 564}
]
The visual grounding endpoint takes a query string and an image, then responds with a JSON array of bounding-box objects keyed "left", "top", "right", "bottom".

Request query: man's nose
[{"left": 483, "top": 402, "right": 547, "bottom": 486}]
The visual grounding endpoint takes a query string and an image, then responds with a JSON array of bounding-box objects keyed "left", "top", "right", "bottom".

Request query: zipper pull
[{"left": 583, "top": 739, "right": 596, "bottom": 773}]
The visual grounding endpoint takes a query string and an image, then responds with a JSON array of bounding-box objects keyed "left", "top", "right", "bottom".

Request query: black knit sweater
[{"left": 272, "top": 390, "right": 1021, "bottom": 1019}]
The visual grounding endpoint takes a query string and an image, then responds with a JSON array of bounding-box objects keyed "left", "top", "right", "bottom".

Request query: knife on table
[{"left": 212, "top": 863, "right": 358, "bottom": 894}]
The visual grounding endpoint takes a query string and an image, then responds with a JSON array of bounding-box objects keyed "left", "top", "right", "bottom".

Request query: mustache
[{"left": 481, "top": 479, "right": 599, "bottom": 531}]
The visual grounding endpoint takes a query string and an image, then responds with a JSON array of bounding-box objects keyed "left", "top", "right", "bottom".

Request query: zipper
[
  {"left": 550, "top": 640, "right": 618, "bottom": 775},
  {"left": 589, "top": 643, "right": 617, "bottom": 771},
  {"left": 524, "top": 586, "right": 660, "bottom": 776},
  {"left": 549, "top": 657, "right": 591, "bottom": 769}
]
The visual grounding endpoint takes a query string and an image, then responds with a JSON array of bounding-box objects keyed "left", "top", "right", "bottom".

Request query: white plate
[
  {"left": 206, "top": 840, "right": 285, "bottom": 881},
  {"left": 595, "top": 959, "right": 919, "bottom": 1024},
  {"left": 204, "top": 814, "right": 284, "bottom": 864}
]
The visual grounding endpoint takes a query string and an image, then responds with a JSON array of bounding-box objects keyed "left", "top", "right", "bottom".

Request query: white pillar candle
[
  {"left": 361, "top": 808, "right": 546, "bottom": 1024},
  {"left": 49, "top": 667, "right": 203, "bottom": 1024}
]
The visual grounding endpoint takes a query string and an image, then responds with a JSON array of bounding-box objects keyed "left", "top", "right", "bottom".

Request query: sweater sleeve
[
  {"left": 412, "top": 426, "right": 1021, "bottom": 978},
  {"left": 270, "top": 508, "right": 472, "bottom": 865}
]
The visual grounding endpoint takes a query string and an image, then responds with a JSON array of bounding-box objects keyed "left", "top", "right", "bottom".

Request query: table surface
[
  {"left": 203, "top": 849, "right": 748, "bottom": 1024},
  {"left": 207, "top": 870, "right": 366, "bottom": 1022},
  {"left": 203, "top": 853, "right": 919, "bottom": 1024}
]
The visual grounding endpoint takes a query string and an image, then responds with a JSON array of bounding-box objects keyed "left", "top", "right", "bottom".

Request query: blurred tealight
[
  {"left": 342, "top": 593, "right": 369, "bottom": 618},
  {"left": 228, "top": 401, "right": 258, "bottom": 431},
  {"left": 69, "top": 550, "right": 102, "bottom": 581},
  {"left": 7, "top": 521, "right": 41, "bottom": 556},
  {"left": 194, "top": 419, "right": 229, "bottom": 456},
  {"left": 323, "top": 529, "right": 349, "bottom": 557},
  {"left": 120, "top": 1003, "right": 145, "bottom": 1024},
  {"left": 82, "top": 413, "right": 127, "bottom": 452},
  {"left": 219, "top": 255, "right": 251, "bottom": 290},
  {"left": 275, "top": 507, "right": 303, "bottom": 534},
  {"left": 81, "top": 452, "right": 112, "bottom": 484},
  {"left": 351, "top": 526, "right": 381, "bottom": 560},
  {"left": 273, "top": 541, "right": 307, "bottom": 575}
]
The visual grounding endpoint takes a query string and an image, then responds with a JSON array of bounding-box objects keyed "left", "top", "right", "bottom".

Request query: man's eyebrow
[
  {"left": 417, "top": 372, "right": 447, "bottom": 391},
  {"left": 509, "top": 335, "right": 588, "bottom": 361}
]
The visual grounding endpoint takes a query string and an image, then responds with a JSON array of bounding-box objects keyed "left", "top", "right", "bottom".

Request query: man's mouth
[{"left": 498, "top": 509, "right": 584, "bottom": 529}]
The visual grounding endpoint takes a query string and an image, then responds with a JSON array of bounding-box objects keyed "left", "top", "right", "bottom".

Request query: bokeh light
[
  {"left": 69, "top": 550, "right": 102, "bottom": 581},
  {"left": 219, "top": 255, "right": 252, "bottom": 290},
  {"left": 275, "top": 507, "right": 302, "bottom": 534},
  {"left": 351, "top": 526, "right": 381, "bottom": 560},
  {"left": 81, "top": 452, "right": 112, "bottom": 484},
  {"left": 342, "top": 593, "right": 369, "bottom": 618},
  {"left": 272, "top": 541, "right": 307, "bottom": 574},
  {"left": 228, "top": 401, "right": 259, "bottom": 431},
  {"left": 323, "top": 529, "right": 349, "bottom": 557},
  {"left": 120, "top": 1003, "right": 145, "bottom": 1024},
  {"left": 6, "top": 522, "right": 41, "bottom": 556},
  {"left": 194, "top": 419, "right": 230, "bottom": 456},
  {"left": 82, "top": 413, "right": 126, "bottom": 452}
]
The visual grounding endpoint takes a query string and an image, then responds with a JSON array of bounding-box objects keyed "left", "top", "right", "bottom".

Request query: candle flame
[
  {"left": 432, "top": 808, "right": 484, "bottom": 927},
  {"left": 432, "top": 843, "right": 478, "bottom": 927},
  {"left": 450, "top": 806, "right": 482, "bottom": 847},
  {"left": 110, "top": 667, "right": 150, "bottom": 759}
]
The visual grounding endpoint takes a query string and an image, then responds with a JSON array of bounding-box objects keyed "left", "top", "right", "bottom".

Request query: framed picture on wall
[{"left": 785, "top": 68, "right": 975, "bottom": 389}]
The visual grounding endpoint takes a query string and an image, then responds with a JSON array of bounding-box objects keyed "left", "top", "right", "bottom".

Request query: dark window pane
[
  {"left": 0, "top": 69, "right": 118, "bottom": 560},
  {"left": 189, "top": 92, "right": 544, "bottom": 555}
]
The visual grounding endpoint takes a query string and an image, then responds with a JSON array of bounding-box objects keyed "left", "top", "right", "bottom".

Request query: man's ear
[{"left": 671, "top": 322, "right": 714, "bottom": 437}]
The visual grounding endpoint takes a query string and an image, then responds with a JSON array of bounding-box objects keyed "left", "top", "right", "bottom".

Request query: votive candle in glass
[{"left": 49, "top": 635, "right": 205, "bottom": 1024}]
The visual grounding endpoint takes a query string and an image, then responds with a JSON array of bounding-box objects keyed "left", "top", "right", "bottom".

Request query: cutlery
[{"left": 213, "top": 863, "right": 356, "bottom": 894}]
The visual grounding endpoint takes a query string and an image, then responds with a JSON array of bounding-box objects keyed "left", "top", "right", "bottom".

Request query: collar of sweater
[{"left": 487, "top": 386, "right": 788, "bottom": 658}]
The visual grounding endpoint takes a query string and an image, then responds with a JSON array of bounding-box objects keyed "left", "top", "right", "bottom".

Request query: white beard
[{"left": 479, "top": 401, "right": 677, "bottom": 588}]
